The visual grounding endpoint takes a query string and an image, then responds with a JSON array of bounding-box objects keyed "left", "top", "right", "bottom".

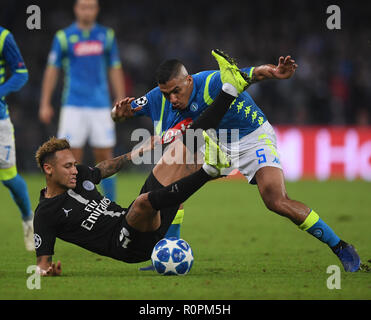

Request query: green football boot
[
  {"left": 203, "top": 130, "right": 231, "bottom": 176},
  {"left": 212, "top": 49, "right": 251, "bottom": 93}
]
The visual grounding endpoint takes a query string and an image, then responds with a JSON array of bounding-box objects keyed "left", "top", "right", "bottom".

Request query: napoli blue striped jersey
[
  {"left": 132, "top": 68, "right": 267, "bottom": 141},
  {"left": 0, "top": 27, "right": 28, "bottom": 120},
  {"left": 48, "top": 23, "right": 121, "bottom": 108}
]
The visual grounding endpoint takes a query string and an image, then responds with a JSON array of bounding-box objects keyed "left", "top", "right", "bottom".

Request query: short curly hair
[{"left": 35, "top": 137, "right": 70, "bottom": 172}]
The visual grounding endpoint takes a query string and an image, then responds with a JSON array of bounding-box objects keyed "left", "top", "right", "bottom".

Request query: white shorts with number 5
[
  {"left": 202, "top": 121, "right": 283, "bottom": 184},
  {"left": 57, "top": 106, "right": 116, "bottom": 149}
]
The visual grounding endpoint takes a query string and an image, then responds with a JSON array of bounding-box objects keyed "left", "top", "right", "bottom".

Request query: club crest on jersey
[
  {"left": 83, "top": 180, "right": 95, "bottom": 191},
  {"left": 134, "top": 96, "right": 148, "bottom": 107},
  {"left": 73, "top": 40, "right": 103, "bottom": 56},
  {"left": 190, "top": 102, "right": 199, "bottom": 112}
]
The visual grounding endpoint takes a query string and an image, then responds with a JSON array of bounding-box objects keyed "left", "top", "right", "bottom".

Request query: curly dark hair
[{"left": 35, "top": 137, "right": 70, "bottom": 172}]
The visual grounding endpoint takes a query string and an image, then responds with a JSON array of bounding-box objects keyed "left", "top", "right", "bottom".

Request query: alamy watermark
[
  {"left": 26, "top": 265, "right": 41, "bottom": 290},
  {"left": 26, "top": 5, "right": 342, "bottom": 31},
  {"left": 326, "top": 5, "right": 341, "bottom": 30},
  {"left": 130, "top": 126, "right": 241, "bottom": 168},
  {"left": 26, "top": 5, "right": 41, "bottom": 30},
  {"left": 326, "top": 265, "right": 341, "bottom": 289}
]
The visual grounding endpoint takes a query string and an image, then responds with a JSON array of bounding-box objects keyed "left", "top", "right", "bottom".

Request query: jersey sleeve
[
  {"left": 105, "top": 28, "right": 121, "bottom": 69},
  {"left": 241, "top": 67, "right": 255, "bottom": 80},
  {"left": 77, "top": 164, "right": 102, "bottom": 185},
  {"left": 33, "top": 208, "right": 57, "bottom": 257},
  {"left": 205, "top": 71, "right": 223, "bottom": 102},
  {"left": 2, "top": 32, "right": 27, "bottom": 73},
  {"left": 0, "top": 31, "right": 28, "bottom": 97},
  {"left": 131, "top": 87, "right": 163, "bottom": 120},
  {"left": 47, "top": 31, "right": 65, "bottom": 68}
]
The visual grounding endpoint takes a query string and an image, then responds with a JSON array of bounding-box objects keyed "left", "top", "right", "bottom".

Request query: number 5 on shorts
[{"left": 256, "top": 148, "right": 267, "bottom": 164}]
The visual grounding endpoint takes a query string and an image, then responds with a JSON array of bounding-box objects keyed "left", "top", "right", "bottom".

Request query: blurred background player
[
  {"left": 0, "top": 26, "right": 34, "bottom": 251},
  {"left": 39, "top": 0, "right": 125, "bottom": 201}
]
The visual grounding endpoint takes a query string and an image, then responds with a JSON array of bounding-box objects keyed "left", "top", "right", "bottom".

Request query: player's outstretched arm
[
  {"left": 251, "top": 55, "right": 298, "bottom": 82},
  {"left": 111, "top": 97, "right": 142, "bottom": 122},
  {"left": 96, "top": 135, "right": 160, "bottom": 179},
  {"left": 96, "top": 153, "right": 132, "bottom": 179},
  {"left": 36, "top": 255, "right": 62, "bottom": 276}
]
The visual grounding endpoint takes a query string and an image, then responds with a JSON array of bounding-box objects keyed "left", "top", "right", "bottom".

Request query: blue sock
[
  {"left": 165, "top": 224, "right": 181, "bottom": 239},
  {"left": 299, "top": 210, "right": 341, "bottom": 248},
  {"left": 2, "top": 174, "right": 32, "bottom": 221},
  {"left": 165, "top": 208, "right": 184, "bottom": 239},
  {"left": 101, "top": 176, "right": 116, "bottom": 201}
]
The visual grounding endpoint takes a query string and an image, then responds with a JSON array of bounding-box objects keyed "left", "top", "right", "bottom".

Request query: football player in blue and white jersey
[
  {"left": 0, "top": 26, "right": 34, "bottom": 251},
  {"left": 113, "top": 50, "right": 361, "bottom": 273},
  {"left": 39, "top": 0, "right": 125, "bottom": 202}
]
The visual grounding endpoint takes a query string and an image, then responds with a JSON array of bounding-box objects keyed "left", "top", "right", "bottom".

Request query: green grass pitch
[{"left": 0, "top": 173, "right": 370, "bottom": 300}]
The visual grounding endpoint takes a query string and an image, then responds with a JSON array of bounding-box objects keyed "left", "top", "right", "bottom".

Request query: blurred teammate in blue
[
  {"left": 39, "top": 0, "right": 125, "bottom": 202},
  {"left": 0, "top": 26, "right": 34, "bottom": 251},
  {"left": 113, "top": 50, "right": 361, "bottom": 273}
]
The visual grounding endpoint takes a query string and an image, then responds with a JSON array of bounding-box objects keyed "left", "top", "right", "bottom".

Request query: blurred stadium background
[
  {"left": 1, "top": 0, "right": 371, "bottom": 301},
  {"left": 1, "top": 0, "right": 371, "bottom": 179}
]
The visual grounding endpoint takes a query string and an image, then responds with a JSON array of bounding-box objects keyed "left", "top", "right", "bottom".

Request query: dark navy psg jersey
[{"left": 34, "top": 165, "right": 126, "bottom": 259}]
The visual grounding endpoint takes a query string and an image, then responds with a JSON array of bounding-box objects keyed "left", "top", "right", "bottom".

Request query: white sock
[
  {"left": 222, "top": 83, "right": 238, "bottom": 97},
  {"left": 202, "top": 163, "right": 219, "bottom": 177}
]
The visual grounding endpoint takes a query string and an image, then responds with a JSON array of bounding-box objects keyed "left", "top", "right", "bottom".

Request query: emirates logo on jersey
[{"left": 73, "top": 40, "right": 103, "bottom": 56}]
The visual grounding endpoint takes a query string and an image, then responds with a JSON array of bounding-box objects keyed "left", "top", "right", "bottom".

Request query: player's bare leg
[
  {"left": 126, "top": 146, "right": 230, "bottom": 233},
  {"left": 127, "top": 142, "right": 191, "bottom": 232},
  {"left": 254, "top": 166, "right": 310, "bottom": 224},
  {"left": 125, "top": 193, "right": 160, "bottom": 232},
  {"left": 255, "top": 166, "right": 361, "bottom": 272},
  {"left": 153, "top": 140, "right": 202, "bottom": 186},
  {"left": 139, "top": 140, "right": 201, "bottom": 270},
  {"left": 155, "top": 144, "right": 201, "bottom": 239}
]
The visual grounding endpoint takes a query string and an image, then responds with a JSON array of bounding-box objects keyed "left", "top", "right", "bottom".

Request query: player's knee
[
  {"left": 263, "top": 195, "right": 289, "bottom": 214},
  {"left": 132, "top": 193, "right": 155, "bottom": 216},
  {"left": 263, "top": 198, "right": 277, "bottom": 212}
]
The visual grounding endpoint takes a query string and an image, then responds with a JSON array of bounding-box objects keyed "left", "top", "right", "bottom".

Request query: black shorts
[{"left": 111, "top": 171, "right": 180, "bottom": 263}]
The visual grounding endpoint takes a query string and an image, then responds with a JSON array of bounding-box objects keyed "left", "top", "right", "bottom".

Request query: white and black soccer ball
[{"left": 151, "top": 238, "right": 194, "bottom": 276}]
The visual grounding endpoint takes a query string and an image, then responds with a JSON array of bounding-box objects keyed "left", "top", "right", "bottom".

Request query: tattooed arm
[
  {"left": 250, "top": 55, "right": 298, "bottom": 83},
  {"left": 96, "top": 153, "right": 132, "bottom": 179},
  {"left": 96, "top": 136, "right": 160, "bottom": 179}
]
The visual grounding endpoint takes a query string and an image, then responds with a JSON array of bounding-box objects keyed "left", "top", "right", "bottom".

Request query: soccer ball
[{"left": 151, "top": 238, "right": 194, "bottom": 275}]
